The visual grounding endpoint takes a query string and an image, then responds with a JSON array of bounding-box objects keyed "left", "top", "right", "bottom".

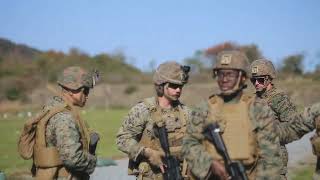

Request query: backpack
[{"left": 18, "top": 106, "right": 66, "bottom": 160}]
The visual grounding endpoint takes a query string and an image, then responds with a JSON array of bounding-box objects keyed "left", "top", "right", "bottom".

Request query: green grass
[
  {"left": 0, "top": 108, "right": 128, "bottom": 175},
  {"left": 292, "top": 167, "right": 314, "bottom": 180}
]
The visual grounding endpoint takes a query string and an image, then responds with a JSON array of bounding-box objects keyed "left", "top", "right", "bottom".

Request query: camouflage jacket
[
  {"left": 116, "top": 97, "right": 191, "bottom": 161},
  {"left": 182, "top": 94, "right": 282, "bottom": 180},
  {"left": 259, "top": 87, "right": 298, "bottom": 123},
  {"left": 258, "top": 87, "right": 314, "bottom": 144},
  {"left": 44, "top": 96, "right": 97, "bottom": 177},
  {"left": 304, "top": 103, "right": 320, "bottom": 133}
]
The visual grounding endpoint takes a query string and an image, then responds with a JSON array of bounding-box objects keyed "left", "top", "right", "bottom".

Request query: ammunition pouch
[{"left": 128, "top": 159, "right": 140, "bottom": 175}]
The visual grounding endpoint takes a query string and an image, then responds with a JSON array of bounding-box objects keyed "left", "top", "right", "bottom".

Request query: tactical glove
[
  {"left": 143, "top": 147, "right": 165, "bottom": 167},
  {"left": 89, "top": 132, "right": 100, "bottom": 155}
]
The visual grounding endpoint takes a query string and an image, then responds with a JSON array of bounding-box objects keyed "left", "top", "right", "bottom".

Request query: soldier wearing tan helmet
[
  {"left": 116, "top": 61, "right": 192, "bottom": 179},
  {"left": 250, "top": 59, "right": 314, "bottom": 179},
  {"left": 182, "top": 51, "right": 282, "bottom": 180},
  {"left": 29, "top": 66, "right": 99, "bottom": 180}
]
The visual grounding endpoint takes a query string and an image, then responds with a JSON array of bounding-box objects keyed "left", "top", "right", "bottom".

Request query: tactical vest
[
  {"left": 144, "top": 98, "right": 187, "bottom": 158},
  {"left": 34, "top": 100, "right": 90, "bottom": 180},
  {"left": 203, "top": 94, "right": 258, "bottom": 178},
  {"left": 133, "top": 97, "right": 189, "bottom": 179}
]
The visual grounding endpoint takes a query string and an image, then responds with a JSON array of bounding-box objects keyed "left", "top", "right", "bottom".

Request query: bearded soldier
[
  {"left": 116, "top": 61, "right": 191, "bottom": 179},
  {"left": 182, "top": 51, "right": 282, "bottom": 180},
  {"left": 32, "top": 66, "right": 99, "bottom": 180},
  {"left": 250, "top": 59, "right": 314, "bottom": 179}
]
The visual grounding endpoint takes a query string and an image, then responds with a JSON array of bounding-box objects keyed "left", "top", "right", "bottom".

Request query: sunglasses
[
  {"left": 250, "top": 77, "right": 266, "bottom": 84},
  {"left": 168, "top": 83, "right": 184, "bottom": 89}
]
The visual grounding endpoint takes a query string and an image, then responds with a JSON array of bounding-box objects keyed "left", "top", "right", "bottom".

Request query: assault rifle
[
  {"left": 203, "top": 122, "right": 248, "bottom": 180},
  {"left": 155, "top": 125, "right": 182, "bottom": 180}
]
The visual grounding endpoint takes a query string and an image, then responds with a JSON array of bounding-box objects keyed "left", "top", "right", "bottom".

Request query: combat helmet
[
  {"left": 213, "top": 51, "right": 250, "bottom": 95},
  {"left": 250, "top": 59, "right": 276, "bottom": 79},
  {"left": 213, "top": 50, "right": 250, "bottom": 77},
  {"left": 153, "top": 61, "right": 190, "bottom": 85},
  {"left": 57, "top": 66, "right": 97, "bottom": 90}
]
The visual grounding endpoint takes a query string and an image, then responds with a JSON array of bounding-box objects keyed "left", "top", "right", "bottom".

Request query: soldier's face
[
  {"left": 216, "top": 69, "right": 239, "bottom": 92},
  {"left": 71, "top": 87, "right": 90, "bottom": 107},
  {"left": 250, "top": 76, "right": 268, "bottom": 92},
  {"left": 164, "top": 83, "right": 183, "bottom": 101}
]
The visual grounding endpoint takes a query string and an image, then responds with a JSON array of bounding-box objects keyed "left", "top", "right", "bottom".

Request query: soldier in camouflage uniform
[
  {"left": 182, "top": 50, "right": 282, "bottom": 180},
  {"left": 305, "top": 103, "right": 320, "bottom": 180},
  {"left": 116, "top": 61, "right": 191, "bottom": 179},
  {"left": 250, "top": 59, "right": 314, "bottom": 179},
  {"left": 33, "top": 66, "right": 98, "bottom": 180}
]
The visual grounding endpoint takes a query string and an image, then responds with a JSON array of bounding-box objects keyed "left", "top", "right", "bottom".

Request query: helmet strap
[{"left": 220, "top": 71, "right": 245, "bottom": 96}]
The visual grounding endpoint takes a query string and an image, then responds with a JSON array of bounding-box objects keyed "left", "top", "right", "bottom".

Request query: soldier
[
  {"left": 250, "top": 59, "right": 314, "bottom": 179},
  {"left": 182, "top": 50, "right": 282, "bottom": 180},
  {"left": 33, "top": 66, "right": 98, "bottom": 180},
  {"left": 305, "top": 103, "right": 320, "bottom": 180},
  {"left": 116, "top": 61, "right": 191, "bottom": 179}
]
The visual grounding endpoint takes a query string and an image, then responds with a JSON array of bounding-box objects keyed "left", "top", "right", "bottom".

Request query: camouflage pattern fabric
[
  {"left": 250, "top": 59, "right": 276, "bottom": 79},
  {"left": 258, "top": 87, "right": 296, "bottom": 176},
  {"left": 153, "top": 61, "right": 189, "bottom": 85},
  {"left": 213, "top": 50, "right": 250, "bottom": 76},
  {"left": 116, "top": 97, "right": 191, "bottom": 178},
  {"left": 57, "top": 66, "right": 94, "bottom": 90},
  {"left": 304, "top": 103, "right": 320, "bottom": 178},
  {"left": 44, "top": 96, "right": 97, "bottom": 179},
  {"left": 258, "top": 87, "right": 314, "bottom": 176},
  {"left": 182, "top": 95, "right": 282, "bottom": 180},
  {"left": 303, "top": 102, "right": 320, "bottom": 125}
]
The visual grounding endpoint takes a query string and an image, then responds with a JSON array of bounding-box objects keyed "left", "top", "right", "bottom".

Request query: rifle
[
  {"left": 155, "top": 125, "right": 182, "bottom": 180},
  {"left": 203, "top": 122, "right": 248, "bottom": 180}
]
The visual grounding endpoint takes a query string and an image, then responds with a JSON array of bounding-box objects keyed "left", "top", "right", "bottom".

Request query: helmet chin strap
[{"left": 220, "top": 71, "right": 245, "bottom": 96}]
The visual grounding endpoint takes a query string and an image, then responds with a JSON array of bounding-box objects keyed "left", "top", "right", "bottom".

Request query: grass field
[
  {"left": 0, "top": 108, "right": 128, "bottom": 175},
  {"left": 292, "top": 166, "right": 314, "bottom": 180},
  {"left": 0, "top": 107, "right": 316, "bottom": 178}
]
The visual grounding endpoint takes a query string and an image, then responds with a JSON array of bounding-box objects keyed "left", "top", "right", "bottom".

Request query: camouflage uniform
[
  {"left": 116, "top": 61, "right": 191, "bottom": 179},
  {"left": 182, "top": 51, "right": 282, "bottom": 180},
  {"left": 304, "top": 103, "right": 320, "bottom": 179},
  {"left": 34, "top": 66, "right": 98, "bottom": 180},
  {"left": 251, "top": 59, "right": 314, "bottom": 178},
  {"left": 44, "top": 96, "right": 96, "bottom": 179}
]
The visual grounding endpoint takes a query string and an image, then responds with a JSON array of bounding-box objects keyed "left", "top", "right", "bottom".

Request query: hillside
[{"left": 0, "top": 37, "right": 149, "bottom": 102}]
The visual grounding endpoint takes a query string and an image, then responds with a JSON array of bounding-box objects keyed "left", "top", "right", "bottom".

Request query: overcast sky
[{"left": 1, "top": 0, "right": 319, "bottom": 71}]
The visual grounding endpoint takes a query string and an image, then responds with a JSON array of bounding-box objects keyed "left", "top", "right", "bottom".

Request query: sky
[{"left": 1, "top": 0, "right": 320, "bottom": 71}]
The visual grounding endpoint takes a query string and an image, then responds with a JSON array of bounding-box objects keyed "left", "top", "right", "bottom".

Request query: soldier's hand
[
  {"left": 211, "top": 160, "right": 229, "bottom": 180},
  {"left": 143, "top": 147, "right": 165, "bottom": 168}
]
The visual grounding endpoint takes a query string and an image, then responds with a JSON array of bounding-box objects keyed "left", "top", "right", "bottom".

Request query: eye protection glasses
[
  {"left": 250, "top": 77, "right": 266, "bottom": 84},
  {"left": 216, "top": 71, "right": 239, "bottom": 80},
  {"left": 167, "top": 83, "right": 184, "bottom": 89}
]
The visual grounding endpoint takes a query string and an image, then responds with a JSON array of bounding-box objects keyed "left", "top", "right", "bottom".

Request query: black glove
[{"left": 89, "top": 132, "right": 100, "bottom": 155}]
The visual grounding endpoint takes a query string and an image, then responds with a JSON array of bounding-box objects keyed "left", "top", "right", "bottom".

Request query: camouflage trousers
[{"left": 280, "top": 145, "right": 288, "bottom": 176}]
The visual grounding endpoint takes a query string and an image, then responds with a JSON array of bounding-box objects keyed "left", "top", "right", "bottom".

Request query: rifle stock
[{"left": 203, "top": 122, "right": 248, "bottom": 180}]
